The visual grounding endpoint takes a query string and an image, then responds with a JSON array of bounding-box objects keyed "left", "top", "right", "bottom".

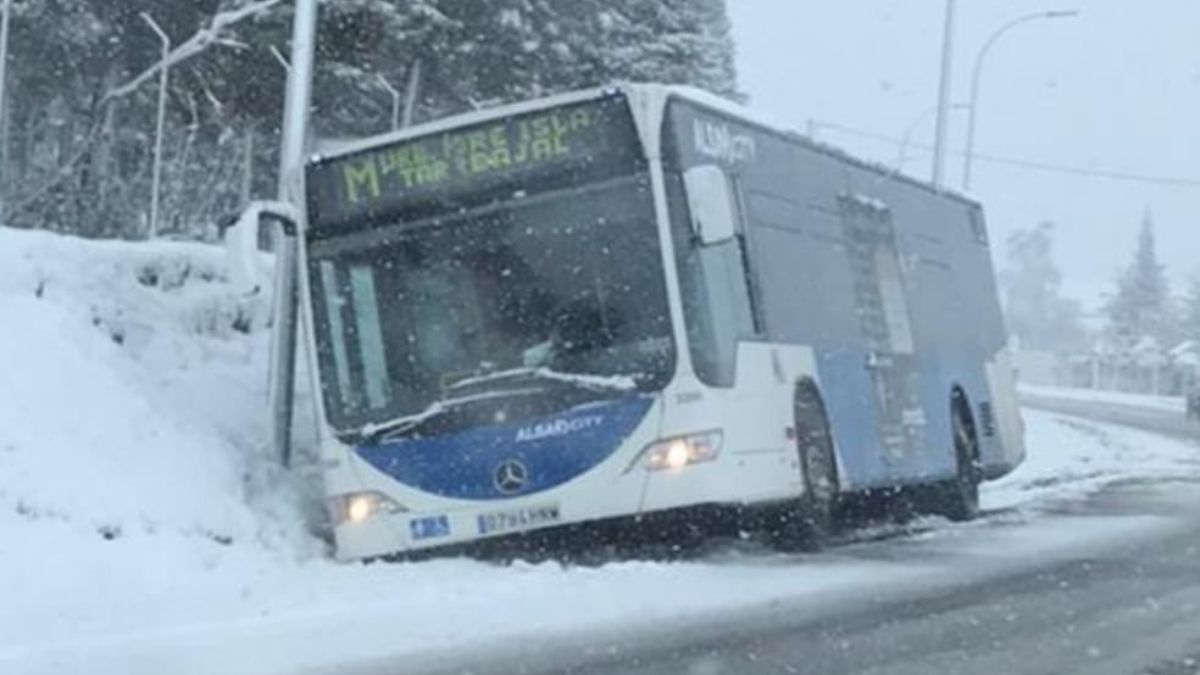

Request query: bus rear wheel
[
  {"left": 772, "top": 383, "right": 839, "bottom": 552},
  {"left": 929, "top": 391, "right": 981, "bottom": 522}
]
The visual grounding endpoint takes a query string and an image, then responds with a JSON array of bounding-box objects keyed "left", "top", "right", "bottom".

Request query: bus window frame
[
  {"left": 729, "top": 173, "right": 767, "bottom": 336},
  {"left": 665, "top": 169, "right": 763, "bottom": 389}
]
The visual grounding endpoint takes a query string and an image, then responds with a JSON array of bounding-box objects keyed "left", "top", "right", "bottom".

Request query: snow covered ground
[
  {"left": 2, "top": 227, "right": 1198, "bottom": 675},
  {"left": 986, "top": 409, "right": 1199, "bottom": 510}
]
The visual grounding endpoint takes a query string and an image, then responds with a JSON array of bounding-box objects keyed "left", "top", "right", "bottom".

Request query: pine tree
[{"left": 1104, "top": 209, "right": 1174, "bottom": 349}]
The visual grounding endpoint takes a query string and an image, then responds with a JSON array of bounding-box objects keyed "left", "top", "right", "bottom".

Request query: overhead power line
[{"left": 810, "top": 119, "right": 1200, "bottom": 190}]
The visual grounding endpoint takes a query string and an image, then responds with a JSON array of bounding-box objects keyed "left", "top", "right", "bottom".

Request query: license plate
[{"left": 476, "top": 504, "right": 561, "bottom": 536}]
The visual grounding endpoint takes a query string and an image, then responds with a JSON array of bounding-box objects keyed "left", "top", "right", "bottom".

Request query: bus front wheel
[{"left": 772, "top": 382, "right": 839, "bottom": 552}]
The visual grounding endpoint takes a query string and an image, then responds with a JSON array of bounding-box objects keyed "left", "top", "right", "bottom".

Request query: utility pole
[
  {"left": 268, "top": 0, "right": 317, "bottom": 468},
  {"left": 931, "top": 0, "right": 957, "bottom": 189},
  {"left": 0, "top": 0, "right": 11, "bottom": 224},
  {"left": 402, "top": 59, "right": 422, "bottom": 128},
  {"left": 240, "top": 124, "right": 255, "bottom": 206},
  {"left": 141, "top": 12, "right": 170, "bottom": 239},
  {"left": 278, "top": 1, "right": 315, "bottom": 200}
]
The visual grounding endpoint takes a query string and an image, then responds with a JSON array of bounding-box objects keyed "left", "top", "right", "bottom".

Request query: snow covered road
[
  {"left": 1021, "top": 384, "right": 1200, "bottom": 442},
  {"left": 461, "top": 483, "right": 1200, "bottom": 675}
]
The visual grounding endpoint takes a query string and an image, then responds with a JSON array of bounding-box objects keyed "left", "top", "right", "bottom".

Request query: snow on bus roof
[{"left": 311, "top": 83, "right": 979, "bottom": 208}]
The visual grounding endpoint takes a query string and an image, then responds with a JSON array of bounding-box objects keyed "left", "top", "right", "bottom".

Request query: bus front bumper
[{"left": 330, "top": 446, "right": 796, "bottom": 562}]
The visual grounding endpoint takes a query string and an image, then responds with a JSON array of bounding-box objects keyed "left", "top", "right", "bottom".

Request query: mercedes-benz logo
[{"left": 493, "top": 458, "right": 529, "bottom": 494}]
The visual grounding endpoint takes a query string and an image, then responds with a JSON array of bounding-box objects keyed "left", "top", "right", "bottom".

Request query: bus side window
[{"left": 668, "top": 172, "right": 757, "bottom": 388}]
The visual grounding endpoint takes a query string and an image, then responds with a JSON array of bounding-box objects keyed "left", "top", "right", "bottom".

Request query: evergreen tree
[{"left": 1104, "top": 209, "right": 1174, "bottom": 349}]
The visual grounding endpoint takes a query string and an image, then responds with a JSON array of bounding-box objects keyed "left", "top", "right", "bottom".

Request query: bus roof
[
  {"left": 309, "top": 83, "right": 981, "bottom": 210},
  {"left": 657, "top": 84, "right": 983, "bottom": 210}
]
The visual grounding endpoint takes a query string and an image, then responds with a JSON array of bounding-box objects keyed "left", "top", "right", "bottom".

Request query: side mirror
[
  {"left": 222, "top": 201, "right": 300, "bottom": 295},
  {"left": 683, "top": 164, "right": 738, "bottom": 245}
]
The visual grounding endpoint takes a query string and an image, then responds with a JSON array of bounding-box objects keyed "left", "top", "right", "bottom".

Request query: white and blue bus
[{"left": 240, "top": 84, "right": 1024, "bottom": 560}]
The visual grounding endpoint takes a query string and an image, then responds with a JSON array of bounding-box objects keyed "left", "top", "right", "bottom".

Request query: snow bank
[
  {"left": 1, "top": 226, "right": 1197, "bottom": 675},
  {"left": 0, "top": 227, "right": 319, "bottom": 652},
  {"left": 985, "top": 409, "right": 1200, "bottom": 510}
]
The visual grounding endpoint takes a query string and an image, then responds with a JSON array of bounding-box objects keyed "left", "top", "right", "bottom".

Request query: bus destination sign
[{"left": 306, "top": 94, "right": 642, "bottom": 234}]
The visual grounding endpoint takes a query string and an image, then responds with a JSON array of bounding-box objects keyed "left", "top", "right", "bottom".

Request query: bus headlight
[
  {"left": 329, "top": 491, "right": 406, "bottom": 525},
  {"left": 635, "top": 431, "right": 722, "bottom": 472}
]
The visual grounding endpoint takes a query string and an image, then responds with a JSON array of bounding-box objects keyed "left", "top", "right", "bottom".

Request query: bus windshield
[{"left": 308, "top": 173, "right": 674, "bottom": 432}]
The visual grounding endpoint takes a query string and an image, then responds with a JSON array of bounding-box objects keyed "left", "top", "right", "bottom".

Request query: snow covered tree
[
  {"left": 2, "top": 0, "right": 283, "bottom": 238},
  {"left": 3, "top": 0, "right": 119, "bottom": 233},
  {"left": 2, "top": 0, "right": 741, "bottom": 238},
  {"left": 597, "top": 0, "right": 740, "bottom": 99},
  {"left": 1103, "top": 209, "right": 1175, "bottom": 349},
  {"left": 1001, "top": 222, "right": 1086, "bottom": 353},
  {"left": 315, "top": 0, "right": 742, "bottom": 131}
]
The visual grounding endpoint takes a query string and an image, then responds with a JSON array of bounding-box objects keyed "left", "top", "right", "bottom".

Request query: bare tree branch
[{"left": 103, "top": 0, "right": 281, "bottom": 103}]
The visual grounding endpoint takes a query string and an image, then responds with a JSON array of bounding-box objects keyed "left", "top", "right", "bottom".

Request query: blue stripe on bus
[{"left": 354, "top": 396, "right": 654, "bottom": 501}]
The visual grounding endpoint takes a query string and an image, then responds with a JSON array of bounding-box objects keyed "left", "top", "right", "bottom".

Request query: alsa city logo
[
  {"left": 515, "top": 415, "right": 604, "bottom": 443},
  {"left": 694, "top": 118, "right": 756, "bottom": 165}
]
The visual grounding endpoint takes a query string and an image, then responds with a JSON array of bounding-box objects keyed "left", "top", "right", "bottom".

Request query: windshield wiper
[
  {"left": 444, "top": 366, "right": 638, "bottom": 394},
  {"left": 354, "top": 389, "right": 540, "bottom": 444},
  {"left": 354, "top": 369, "right": 640, "bottom": 445}
]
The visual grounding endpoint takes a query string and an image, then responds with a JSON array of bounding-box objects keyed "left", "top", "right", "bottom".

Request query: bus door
[{"left": 837, "top": 194, "right": 924, "bottom": 464}]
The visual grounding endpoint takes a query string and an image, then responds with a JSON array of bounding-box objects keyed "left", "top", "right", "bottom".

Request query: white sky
[{"left": 729, "top": 0, "right": 1200, "bottom": 311}]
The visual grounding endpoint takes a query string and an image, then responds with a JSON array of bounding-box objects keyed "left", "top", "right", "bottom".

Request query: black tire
[
  {"left": 930, "top": 391, "right": 981, "bottom": 522},
  {"left": 773, "top": 383, "right": 839, "bottom": 552}
]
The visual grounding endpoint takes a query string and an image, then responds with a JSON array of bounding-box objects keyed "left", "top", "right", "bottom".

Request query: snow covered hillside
[
  {"left": 0, "top": 227, "right": 321, "bottom": 653},
  {"left": 1, "top": 227, "right": 1197, "bottom": 675}
]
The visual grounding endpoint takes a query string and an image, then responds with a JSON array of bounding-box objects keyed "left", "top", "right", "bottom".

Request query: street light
[
  {"left": 269, "top": 44, "right": 291, "bottom": 72},
  {"left": 895, "top": 103, "right": 970, "bottom": 176},
  {"left": 376, "top": 74, "right": 400, "bottom": 131},
  {"left": 269, "top": 0, "right": 317, "bottom": 469},
  {"left": 141, "top": 12, "right": 170, "bottom": 239},
  {"left": 961, "top": 9, "right": 1080, "bottom": 190}
]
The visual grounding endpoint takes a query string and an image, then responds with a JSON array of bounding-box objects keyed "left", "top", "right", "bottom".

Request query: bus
[{"left": 233, "top": 83, "right": 1025, "bottom": 561}]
